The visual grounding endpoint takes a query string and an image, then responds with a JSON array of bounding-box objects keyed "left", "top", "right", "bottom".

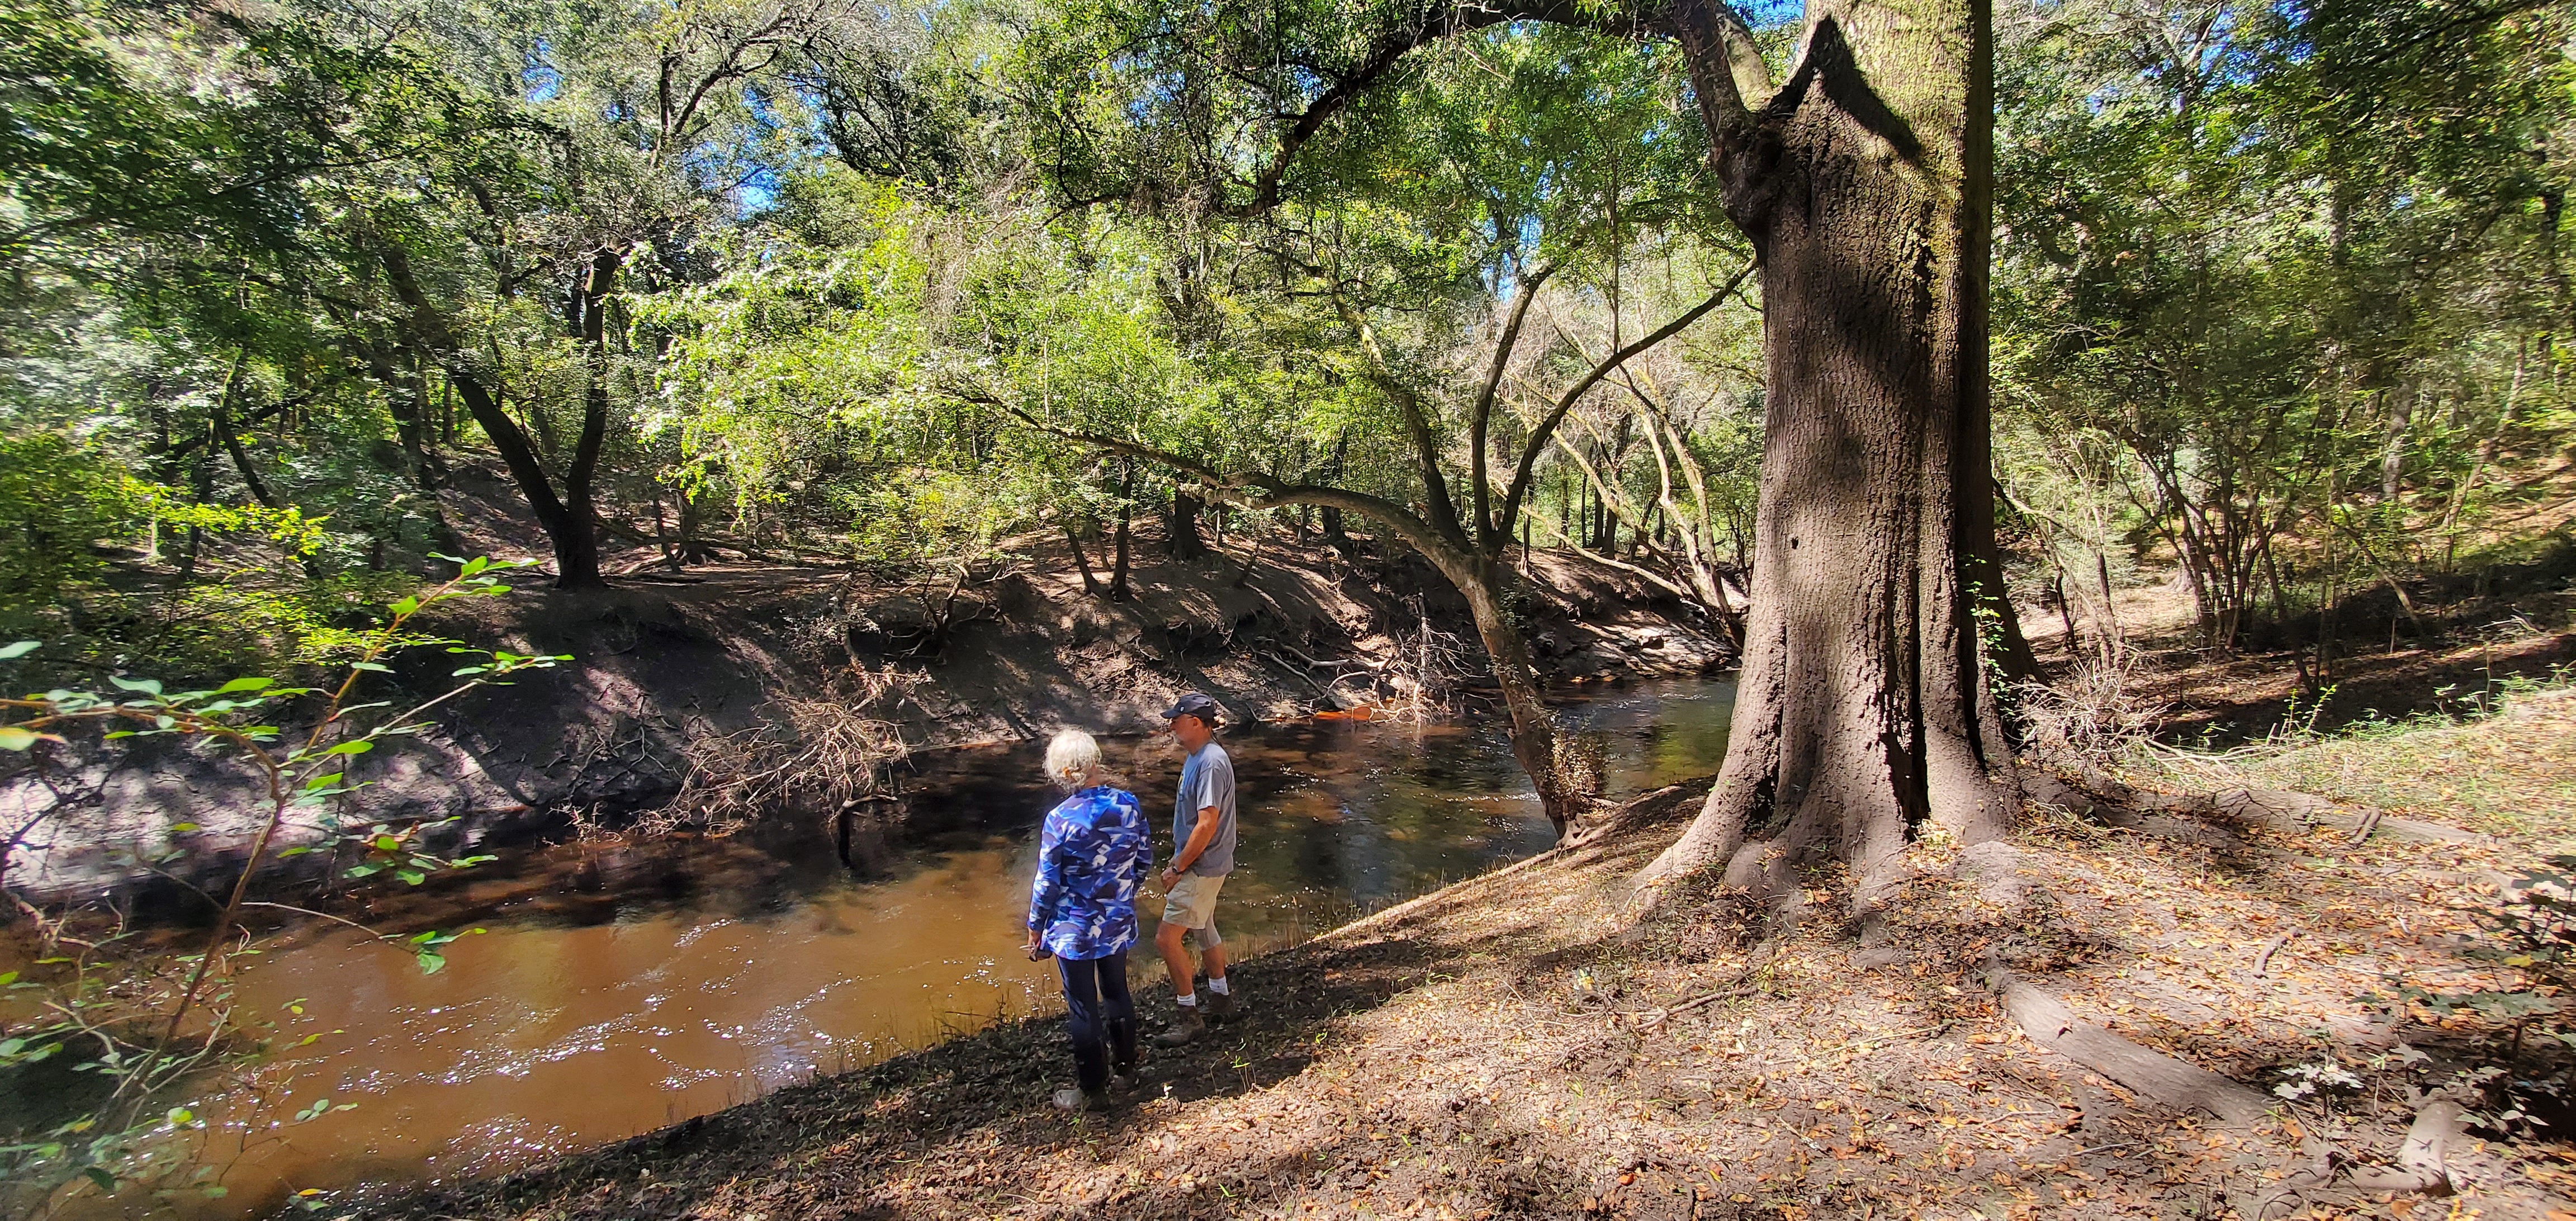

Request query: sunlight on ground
[{"left": 2233, "top": 687, "right": 2576, "bottom": 845}]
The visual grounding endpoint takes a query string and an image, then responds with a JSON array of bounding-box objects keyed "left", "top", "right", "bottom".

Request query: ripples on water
[{"left": 67, "top": 678, "right": 1734, "bottom": 1219}]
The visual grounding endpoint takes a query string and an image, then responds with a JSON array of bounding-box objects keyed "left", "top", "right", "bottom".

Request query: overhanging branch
[
  {"left": 1493, "top": 259, "right": 1751, "bottom": 547},
  {"left": 997, "top": 402, "right": 1463, "bottom": 568}
]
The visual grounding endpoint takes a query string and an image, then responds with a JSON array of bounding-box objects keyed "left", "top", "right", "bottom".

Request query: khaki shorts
[{"left": 1162, "top": 872, "right": 1226, "bottom": 934}]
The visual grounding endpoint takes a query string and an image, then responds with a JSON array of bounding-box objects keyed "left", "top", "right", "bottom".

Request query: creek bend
[{"left": 86, "top": 678, "right": 1732, "bottom": 1219}]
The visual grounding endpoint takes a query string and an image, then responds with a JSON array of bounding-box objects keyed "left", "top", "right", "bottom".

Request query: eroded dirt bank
[
  {"left": 11, "top": 526, "right": 1731, "bottom": 901},
  {"left": 362, "top": 750, "right": 2576, "bottom": 1221}
]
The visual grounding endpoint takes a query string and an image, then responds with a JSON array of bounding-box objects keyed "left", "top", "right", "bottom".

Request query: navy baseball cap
[{"left": 1160, "top": 692, "right": 1221, "bottom": 723}]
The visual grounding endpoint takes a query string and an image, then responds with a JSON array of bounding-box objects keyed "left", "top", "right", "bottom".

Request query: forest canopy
[{"left": 0, "top": 0, "right": 2565, "bottom": 681}]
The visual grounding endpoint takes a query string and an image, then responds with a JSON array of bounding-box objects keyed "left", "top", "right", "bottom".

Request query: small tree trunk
[
  {"left": 381, "top": 235, "right": 600, "bottom": 588},
  {"left": 1111, "top": 465, "right": 1136, "bottom": 599},
  {"left": 209, "top": 353, "right": 278, "bottom": 510},
  {"left": 1067, "top": 524, "right": 1103, "bottom": 595},
  {"left": 2438, "top": 338, "right": 2526, "bottom": 571},
  {"left": 2052, "top": 570, "right": 2077, "bottom": 650},
  {"left": 1168, "top": 489, "right": 1209, "bottom": 559},
  {"left": 655, "top": 495, "right": 683, "bottom": 573},
  {"left": 2380, "top": 384, "right": 2414, "bottom": 505},
  {"left": 1425, "top": 552, "right": 1578, "bottom": 832},
  {"left": 552, "top": 248, "right": 617, "bottom": 590},
  {"left": 1320, "top": 504, "right": 1348, "bottom": 547}
]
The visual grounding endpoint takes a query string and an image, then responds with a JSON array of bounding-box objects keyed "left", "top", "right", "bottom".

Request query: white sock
[
  {"left": 1206, "top": 976, "right": 1230, "bottom": 996},
  {"left": 1176, "top": 992, "right": 1197, "bottom": 1008}
]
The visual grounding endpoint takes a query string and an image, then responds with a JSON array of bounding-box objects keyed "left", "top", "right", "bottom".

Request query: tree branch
[
  {"left": 1330, "top": 292, "right": 1472, "bottom": 551},
  {"left": 997, "top": 403, "right": 1465, "bottom": 571},
  {"left": 1659, "top": 0, "right": 1769, "bottom": 138},
  {"left": 1216, "top": 0, "right": 1626, "bottom": 216},
  {"left": 1471, "top": 262, "right": 1555, "bottom": 550},
  {"left": 1494, "top": 260, "right": 1749, "bottom": 546}
]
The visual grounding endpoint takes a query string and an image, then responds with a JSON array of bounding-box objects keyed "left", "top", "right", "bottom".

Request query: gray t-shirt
[{"left": 1172, "top": 741, "right": 1238, "bottom": 877}]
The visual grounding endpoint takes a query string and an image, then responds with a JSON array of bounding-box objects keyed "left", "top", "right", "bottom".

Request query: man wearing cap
[{"left": 1152, "top": 692, "right": 1238, "bottom": 1046}]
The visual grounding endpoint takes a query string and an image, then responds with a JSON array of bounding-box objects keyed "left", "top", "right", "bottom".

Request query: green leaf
[
  {"left": 372, "top": 835, "right": 401, "bottom": 852},
  {"left": 109, "top": 675, "right": 163, "bottom": 695},
  {"left": 396, "top": 869, "right": 426, "bottom": 886},
  {"left": 389, "top": 596, "right": 420, "bottom": 617},
  {"left": 348, "top": 662, "right": 392, "bottom": 674},
  {"left": 0, "top": 726, "right": 48, "bottom": 751},
  {"left": 461, "top": 556, "right": 489, "bottom": 577},
  {"left": 325, "top": 740, "right": 375, "bottom": 756},
  {"left": 83, "top": 1167, "right": 116, "bottom": 1191},
  {"left": 0, "top": 641, "right": 37, "bottom": 659},
  {"left": 202, "top": 1186, "right": 226, "bottom": 1199},
  {"left": 415, "top": 951, "right": 446, "bottom": 975},
  {"left": 171, "top": 822, "right": 199, "bottom": 832},
  {"left": 215, "top": 677, "right": 275, "bottom": 694}
]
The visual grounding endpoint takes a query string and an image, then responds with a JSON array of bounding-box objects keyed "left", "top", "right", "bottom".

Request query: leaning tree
[{"left": 1025, "top": 0, "right": 2034, "bottom": 901}]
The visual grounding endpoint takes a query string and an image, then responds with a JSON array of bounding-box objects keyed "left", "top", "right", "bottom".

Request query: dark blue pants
[{"left": 1055, "top": 950, "right": 1135, "bottom": 1091}]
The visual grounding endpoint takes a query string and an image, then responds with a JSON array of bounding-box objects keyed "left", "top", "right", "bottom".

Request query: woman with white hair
[{"left": 1024, "top": 727, "right": 1149, "bottom": 1111}]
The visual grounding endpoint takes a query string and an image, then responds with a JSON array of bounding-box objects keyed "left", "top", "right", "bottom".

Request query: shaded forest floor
[{"left": 372, "top": 683, "right": 2576, "bottom": 1220}]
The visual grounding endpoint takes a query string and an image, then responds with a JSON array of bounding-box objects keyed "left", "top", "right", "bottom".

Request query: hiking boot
[
  {"left": 1113, "top": 1064, "right": 1149, "bottom": 1094},
  {"left": 1052, "top": 1086, "right": 1113, "bottom": 1112},
  {"left": 1153, "top": 1005, "right": 1206, "bottom": 1047},
  {"left": 1203, "top": 986, "right": 1238, "bottom": 1023}
]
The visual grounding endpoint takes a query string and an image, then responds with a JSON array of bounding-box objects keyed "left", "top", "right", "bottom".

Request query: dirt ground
[{"left": 364, "top": 706, "right": 2576, "bottom": 1221}]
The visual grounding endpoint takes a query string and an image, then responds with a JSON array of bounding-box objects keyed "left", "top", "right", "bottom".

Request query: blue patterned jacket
[{"left": 1026, "top": 786, "right": 1149, "bottom": 960}]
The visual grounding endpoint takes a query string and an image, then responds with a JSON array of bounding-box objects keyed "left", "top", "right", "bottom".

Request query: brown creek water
[{"left": 46, "top": 678, "right": 1734, "bottom": 1219}]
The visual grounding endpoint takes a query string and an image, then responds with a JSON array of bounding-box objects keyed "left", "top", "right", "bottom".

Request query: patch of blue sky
[
  {"left": 1738, "top": 0, "right": 1802, "bottom": 30},
  {"left": 523, "top": 38, "right": 561, "bottom": 103},
  {"left": 738, "top": 167, "right": 784, "bottom": 216}
]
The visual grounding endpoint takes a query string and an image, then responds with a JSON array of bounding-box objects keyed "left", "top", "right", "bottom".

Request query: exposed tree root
[
  {"left": 1561, "top": 775, "right": 1715, "bottom": 851},
  {"left": 2024, "top": 765, "right": 2475, "bottom": 844},
  {"left": 2248, "top": 1101, "right": 2466, "bottom": 1218},
  {"left": 1981, "top": 963, "right": 2274, "bottom": 1126},
  {"left": 1971, "top": 783, "right": 2484, "bottom": 1213}
]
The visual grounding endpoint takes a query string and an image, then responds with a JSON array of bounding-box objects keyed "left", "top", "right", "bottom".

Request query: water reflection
[{"left": 87, "top": 677, "right": 1733, "bottom": 1219}]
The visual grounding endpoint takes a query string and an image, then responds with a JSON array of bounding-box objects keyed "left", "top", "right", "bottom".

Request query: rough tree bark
[{"left": 1638, "top": 0, "right": 2024, "bottom": 902}]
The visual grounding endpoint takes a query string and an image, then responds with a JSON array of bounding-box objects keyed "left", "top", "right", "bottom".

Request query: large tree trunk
[{"left": 1646, "top": 0, "right": 2020, "bottom": 905}]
